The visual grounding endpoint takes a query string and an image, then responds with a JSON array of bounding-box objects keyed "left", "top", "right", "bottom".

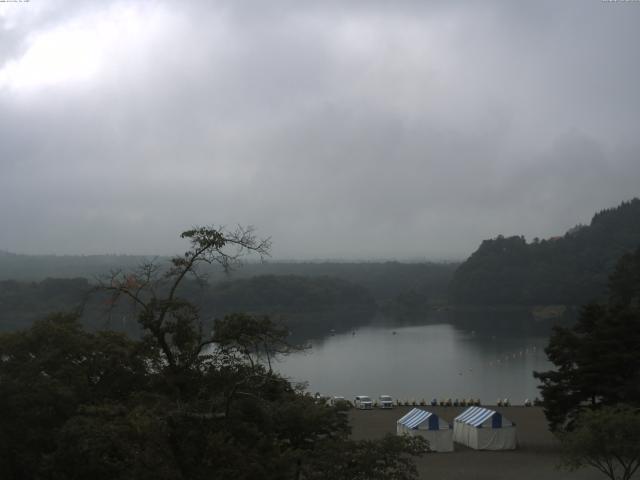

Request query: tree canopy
[
  {"left": 534, "top": 246, "right": 640, "bottom": 431},
  {"left": 451, "top": 198, "right": 640, "bottom": 305},
  {"left": 0, "top": 226, "right": 426, "bottom": 479},
  {"left": 560, "top": 404, "right": 640, "bottom": 480}
]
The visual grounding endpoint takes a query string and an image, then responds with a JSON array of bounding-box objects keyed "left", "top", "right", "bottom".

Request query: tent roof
[
  {"left": 454, "top": 406, "right": 511, "bottom": 427},
  {"left": 397, "top": 408, "right": 436, "bottom": 429}
]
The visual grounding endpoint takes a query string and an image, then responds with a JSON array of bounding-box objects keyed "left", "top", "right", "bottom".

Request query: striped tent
[
  {"left": 453, "top": 406, "right": 517, "bottom": 450},
  {"left": 396, "top": 408, "right": 453, "bottom": 452}
]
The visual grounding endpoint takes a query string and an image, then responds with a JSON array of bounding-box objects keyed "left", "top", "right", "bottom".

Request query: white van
[
  {"left": 378, "top": 395, "right": 394, "bottom": 408},
  {"left": 354, "top": 395, "right": 373, "bottom": 409}
]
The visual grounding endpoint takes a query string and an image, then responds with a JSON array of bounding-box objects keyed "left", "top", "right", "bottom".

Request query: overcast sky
[{"left": 0, "top": 1, "right": 639, "bottom": 260}]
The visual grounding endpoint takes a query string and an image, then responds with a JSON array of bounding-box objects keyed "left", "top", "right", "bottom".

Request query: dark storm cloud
[{"left": 0, "top": 0, "right": 639, "bottom": 259}]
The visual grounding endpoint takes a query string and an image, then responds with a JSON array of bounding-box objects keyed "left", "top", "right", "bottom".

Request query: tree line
[
  {"left": 451, "top": 198, "right": 640, "bottom": 306},
  {"left": 0, "top": 274, "right": 377, "bottom": 338},
  {"left": 0, "top": 251, "right": 457, "bottom": 304}
]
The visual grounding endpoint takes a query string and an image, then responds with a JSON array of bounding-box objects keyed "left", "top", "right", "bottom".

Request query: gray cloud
[{"left": 0, "top": 0, "right": 639, "bottom": 259}]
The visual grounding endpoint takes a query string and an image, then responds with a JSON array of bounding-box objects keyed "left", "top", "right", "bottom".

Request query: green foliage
[
  {"left": 0, "top": 278, "right": 90, "bottom": 331},
  {"left": 0, "top": 252, "right": 457, "bottom": 309},
  {"left": 451, "top": 198, "right": 640, "bottom": 305},
  {"left": 0, "top": 313, "right": 148, "bottom": 479},
  {"left": 535, "top": 247, "right": 640, "bottom": 431},
  {"left": 207, "top": 274, "right": 375, "bottom": 314},
  {"left": 213, "top": 312, "right": 298, "bottom": 371},
  {"left": 301, "top": 434, "right": 427, "bottom": 480},
  {"left": 0, "top": 226, "right": 425, "bottom": 479},
  {"left": 608, "top": 249, "right": 640, "bottom": 309},
  {"left": 383, "top": 289, "right": 432, "bottom": 317},
  {"left": 560, "top": 405, "right": 640, "bottom": 480},
  {"left": 0, "top": 274, "right": 376, "bottom": 337},
  {"left": 204, "top": 275, "right": 377, "bottom": 335}
]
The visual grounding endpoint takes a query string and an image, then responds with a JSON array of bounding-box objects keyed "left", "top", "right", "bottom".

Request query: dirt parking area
[{"left": 349, "top": 406, "right": 607, "bottom": 480}]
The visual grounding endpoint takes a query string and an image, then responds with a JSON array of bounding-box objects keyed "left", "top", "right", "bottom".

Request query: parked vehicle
[
  {"left": 378, "top": 395, "right": 394, "bottom": 408},
  {"left": 329, "top": 396, "right": 347, "bottom": 407},
  {"left": 354, "top": 395, "right": 373, "bottom": 409}
]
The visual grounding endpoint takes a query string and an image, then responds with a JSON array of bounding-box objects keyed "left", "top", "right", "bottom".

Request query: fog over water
[{"left": 1, "top": 1, "right": 639, "bottom": 260}]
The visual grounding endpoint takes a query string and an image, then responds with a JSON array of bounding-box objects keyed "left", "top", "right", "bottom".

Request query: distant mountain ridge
[
  {"left": 0, "top": 253, "right": 155, "bottom": 281},
  {"left": 450, "top": 198, "right": 640, "bottom": 306},
  {"left": 0, "top": 252, "right": 457, "bottom": 305},
  {"left": 0, "top": 274, "right": 376, "bottom": 336}
]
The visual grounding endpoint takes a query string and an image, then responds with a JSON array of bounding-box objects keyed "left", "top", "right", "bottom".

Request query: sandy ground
[{"left": 349, "top": 406, "right": 610, "bottom": 480}]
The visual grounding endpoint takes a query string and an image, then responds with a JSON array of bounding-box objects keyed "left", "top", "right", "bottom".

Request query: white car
[
  {"left": 354, "top": 395, "right": 373, "bottom": 409},
  {"left": 378, "top": 395, "right": 394, "bottom": 408},
  {"left": 329, "top": 396, "right": 347, "bottom": 407}
]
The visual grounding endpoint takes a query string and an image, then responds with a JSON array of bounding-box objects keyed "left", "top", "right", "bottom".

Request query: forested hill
[
  {"left": 0, "top": 254, "right": 457, "bottom": 304},
  {"left": 0, "top": 275, "right": 376, "bottom": 335},
  {"left": 450, "top": 199, "right": 640, "bottom": 306},
  {"left": 0, "top": 255, "right": 456, "bottom": 336},
  {"left": 203, "top": 275, "right": 375, "bottom": 315}
]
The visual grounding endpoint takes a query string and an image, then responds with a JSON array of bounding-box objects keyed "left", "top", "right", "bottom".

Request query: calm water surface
[{"left": 276, "top": 317, "right": 553, "bottom": 404}]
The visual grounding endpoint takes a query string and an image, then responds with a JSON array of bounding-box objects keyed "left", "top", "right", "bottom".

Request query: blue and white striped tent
[
  {"left": 453, "top": 406, "right": 517, "bottom": 450},
  {"left": 396, "top": 408, "right": 453, "bottom": 452}
]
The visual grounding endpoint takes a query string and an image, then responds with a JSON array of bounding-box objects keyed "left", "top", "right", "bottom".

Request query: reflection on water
[{"left": 276, "top": 313, "right": 555, "bottom": 403}]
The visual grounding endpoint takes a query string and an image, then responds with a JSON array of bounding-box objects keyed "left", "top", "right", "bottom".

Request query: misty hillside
[
  {"left": 0, "top": 254, "right": 457, "bottom": 304},
  {"left": 0, "top": 278, "right": 91, "bottom": 331},
  {"left": 451, "top": 198, "right": 640, "bottom": 306},
  {"left": 0, "top": 250, "right": 456, "bottom": 335},
  {"left": 203, "top": 275, "right": 375, "bottom": 315},
  {"left": 210, "top": 261, "right": 457, "bottom": 303},
  {"left": 0, "top": 252, "right": 152, "bottom": 281},
  {"left": 0, "top": 274, "right": 377, "bottom": 336}
]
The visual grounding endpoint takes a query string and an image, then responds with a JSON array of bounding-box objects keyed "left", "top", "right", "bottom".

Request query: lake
[{"left": 276, "top": 313, "right": 555, "bottom": 404}]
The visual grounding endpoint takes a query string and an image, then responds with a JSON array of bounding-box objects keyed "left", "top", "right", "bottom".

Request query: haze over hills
[
  {"left": 0, "top": 253, "right": 457, "bottom": 303},
  {"left": 1, "top": 198, "right": 639, "bottom": 335},
  {"left": 0, "top": 262, "right": 456, "bottom": 335}
]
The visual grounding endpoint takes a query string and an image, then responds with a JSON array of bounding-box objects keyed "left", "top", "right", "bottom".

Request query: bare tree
[{"left": 98, "top": 225, "right": 270, "bottom": 372}]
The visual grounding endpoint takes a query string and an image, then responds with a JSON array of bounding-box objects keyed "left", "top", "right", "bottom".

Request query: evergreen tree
[
  {"left": 534, "top": 247, "right": 640, "bottom": 431},
  {"left": 451, "top": 198, "right": 640, "bottom": 305}
]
